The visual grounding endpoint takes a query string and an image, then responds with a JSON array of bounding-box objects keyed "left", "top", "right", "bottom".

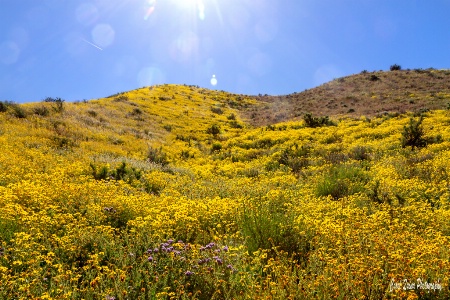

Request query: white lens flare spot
[
  {"left": 91, "top": 24, "right": 115, "bottom": 48},
  {"left": 210, "top": 74, "right": 217, "bottom": 86}
]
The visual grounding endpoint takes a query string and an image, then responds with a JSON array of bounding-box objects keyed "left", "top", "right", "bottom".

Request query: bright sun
[{"left": 169, "top": 0, "right": 206, "bottom": 19}]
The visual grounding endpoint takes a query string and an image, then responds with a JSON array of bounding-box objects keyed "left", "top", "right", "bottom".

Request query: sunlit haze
[{"left": 1, "top": 0, "right": 450, "bottom": 102}]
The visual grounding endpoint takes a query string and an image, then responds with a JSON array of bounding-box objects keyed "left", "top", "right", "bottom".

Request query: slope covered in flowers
[{"left": 1, "top": 84, "right": 450, "bottom": 299}]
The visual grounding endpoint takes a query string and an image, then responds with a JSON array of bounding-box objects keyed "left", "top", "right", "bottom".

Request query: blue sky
[{"left": 1, "top": 0, "right": 450, "bottom": 103}]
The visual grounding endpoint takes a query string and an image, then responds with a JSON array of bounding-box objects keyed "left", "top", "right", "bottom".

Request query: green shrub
[
  {"left": 315, "top": 164, "right": 369, "bottom": 200},
  {"left": 131, "top": 108, "right": 143, "bottom": 115},
  {"left": 90, "top": 161, "right": 144, "bottom": 184},
  {"left": 11, "top": 104, "right": 27, "bottom": 118},
  {"left": 206, "top": 124, "right": 221, "bottom": 136},
  {"left": 90, "top": 163, "right": 109, "bottom": 180},
  {"left": 0, "top": 101, "right": 12, "bottom": 112},
  {"left": 147, "top": 146, "right": 169, "bottom": 166},
  {"left": 210, "top": 106, "right": 224, "bottom": 114},
  {"left": 349, "top": 145, "right": 371, "bottom": 161},
  {"left": 303, "top": 113, "right": 335, "bottom": 128},
  {"left": 401, "top": 115, "right": 427, "bottom": 150},
  {"left": 33, "top": 106, "right": 50, "bottom": 116},
  {"left": 369, "top": 74, "right": 379, "bottom": 81},
  {"left": 211, "top": 142, "right": 222, "bottom": 152},
  {"left": 239, "top": 197, "right": 311, "bottom": 262},
  {"left": 390, "top": 64, "right": 402, "bottom": 71},
  {"left": 87, "top": 110, "right": 97, "bottom": 117},
  {"left": 278, "top": 144, "right": 311, "bottom": 173},
  {"left": 229, "top": 120, "right": 243, "bottom": 129},
  {"left": 227, "top": 113, "right": 236, "bottom": 120},
  {"left": 43, "top": 97, "right": 65, "bottom": 112},
  {"left": 52, "top": 136, "right": 76, "bottom": 149}
]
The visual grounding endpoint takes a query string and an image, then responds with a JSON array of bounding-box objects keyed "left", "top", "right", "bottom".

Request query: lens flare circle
[
  {"left": 91, "top": 24, "right": 115, "bottom": 48},
  {"left": 210, "top": 74, "right": 217, "bottom": 86}
]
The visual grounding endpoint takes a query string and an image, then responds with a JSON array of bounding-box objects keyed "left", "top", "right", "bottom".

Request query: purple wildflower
[
  {"left": 174, "top": 250, "right": 181, "bottom": 255},
  {"left": 146, "top": 249, "right": 153, "bottom": 254},
  {"left": 185, "top": 271, "right": 194, "bottom": 276},
  {"left": 205, "top": 242, "right": 215, "bottom": 249},
  {"left": 167, "top": 239, "right": 174, "bottom": 244},
  {"left": 214, "top": 249, "right": 221, "bottom": 253},
  {"left": 153, "top": 248, "right": 159, "bottom": 253},
  {"left": 213, "top": 256, "right": 223, "bottom": 265},
  {"left": 227, "top": 264, "right": 233, "bottom": 269},
  {"left": 222, "top": 246, "right": 229, "bottom": 252},
  {"left": 148, "top": 256, "right": 154, "bottom": 262}
]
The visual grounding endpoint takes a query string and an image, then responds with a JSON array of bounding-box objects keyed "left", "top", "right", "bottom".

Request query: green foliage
[
  {"left": 33, "top": 106, "right": 50, "bottom": 116},
  {"left": 90, "top": 162, "right": 142, "bottom": 182},
  {"left": 303, "top": 113, "right": 335, "bottom": 128},
  {"left": 227, "top": 113, "right": 236, "bottom": 120},
  {"left": 11, "top": 103, "right": 27, "bottom": 118},
  {"left": 278, "top": 144, "right": 310, "bottom": 174},
  {"left": 89, "top": 162, "right": 166, "bottom": 198},
  {"left": 52, "top": 136, "right": 76, "bottom": 149},
  {"left": 180, "top": 150, "right": 193, "bottom": 159},
  {"left": 239, "top": 197, "right": 311, "bottom": 262},
  {"left": 147, "top": 146, "right": 169, "bottom": 166},
  {"left": 349, "top": 145, "right": 371, "bottom": 161},
  {"left": 43, "top": 97, "right": 65, "bottom": 112},
  {"left": 90, "top": 163, "right": 109, "bottom": 180},
  {"left": 206, "top": 124, "right": 221, "bottom": 136},
  {"left": 210, "top": 106, "right": 224, "bottom": 114},
  {"left": 211, "top": 142, "right": 222, "bottom": 152},
  {"left": 390, "top": 64, "right": 402, "bottom": 71},
  {"left": 0, "top": 101, "right": 13, "bottom": 112},
  {"left": 0, "top": 218, "right": 20, "bottom": 243},
  {"left": 229, "top": 120, "right": 243, "bottom": 129},
  {"left": 0, "top": 101, "right": 25, "bottom": 117},
  {"left": 401, "top": 115, "right": 428, "bottom": 150},
  {"left": 369, "top": 74, "right": 380, "bottom": 81},
  {"left": 315, "top": 164, "right": 369, "bottom": 200},
  {"left": 87, "top": 110, "right": 98, "bottom": 117},
  {"left": 237, "top": 167, "right": 260, "bottom": 178}
]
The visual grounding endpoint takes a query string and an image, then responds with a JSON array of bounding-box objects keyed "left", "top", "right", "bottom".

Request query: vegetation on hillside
[
  {"left": 246, "top": 68, "right": 450, "bottom": 126},
  {"left": 1, "top": 83, "right": 450, "bottom": 299}
]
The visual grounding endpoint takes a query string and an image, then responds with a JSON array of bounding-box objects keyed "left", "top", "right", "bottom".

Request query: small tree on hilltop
[{"left": 390, "top": 64, "right": 402, "bottom": 71}]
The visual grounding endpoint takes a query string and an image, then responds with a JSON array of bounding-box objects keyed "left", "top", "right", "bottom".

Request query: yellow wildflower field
[{"left": 0, "top": 85, "right": 449, "bottom": 299}]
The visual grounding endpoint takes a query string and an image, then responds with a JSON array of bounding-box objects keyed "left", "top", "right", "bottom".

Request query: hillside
[
  {"left": 245, "top": 68, "right": 450, "bottom": 125},
  {"left": 1, "top": 79, "right": 450, "bottom": 299}
]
